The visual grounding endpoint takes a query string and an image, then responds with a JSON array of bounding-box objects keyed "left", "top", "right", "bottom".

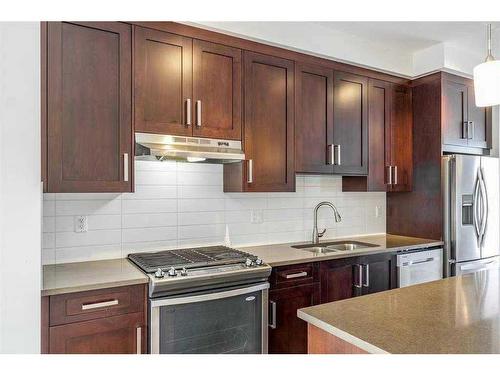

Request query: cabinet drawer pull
[
  {"left": 196, "top": 100, "right": 202, "bottom": 127},
  {"left": 123, "top": 153, "right": 129, "bottom": 182},
  {"left": 269, "top": 300, "right": 277, "bottom": 329},
  {"left": 81, "top": 299, "right": 119, "bottom": 311},
  {"left": 136, "top": 326, "right": 142, "bottom": 354},
  {"left": 186, "top": 99, "right": 192, "bottom": 126},
  {"left": 285, "top": 271, "right": 308, "bottom": 279}
]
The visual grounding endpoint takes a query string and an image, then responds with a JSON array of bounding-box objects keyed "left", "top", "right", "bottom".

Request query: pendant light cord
[{"left": 486, "top": 23, "right": 494, "bottom": 61}]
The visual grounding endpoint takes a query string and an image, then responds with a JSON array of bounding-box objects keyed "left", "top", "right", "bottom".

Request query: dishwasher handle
[{"left": 400, "top": 257, "right": 436, "bottom": 267}]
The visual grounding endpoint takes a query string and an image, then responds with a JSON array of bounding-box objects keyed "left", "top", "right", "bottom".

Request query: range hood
[{"left": 135, "top": 132, "right": 245, "bottom": 164}]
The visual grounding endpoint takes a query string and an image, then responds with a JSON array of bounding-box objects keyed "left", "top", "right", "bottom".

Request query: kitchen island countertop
[{"left": 298, "top": 269, "right": 500, "bottom": 354}]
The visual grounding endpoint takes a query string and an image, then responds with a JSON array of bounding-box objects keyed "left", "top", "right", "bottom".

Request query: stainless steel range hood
[{"left": 135, "top": 132, "right": 245, "bottom": 164}]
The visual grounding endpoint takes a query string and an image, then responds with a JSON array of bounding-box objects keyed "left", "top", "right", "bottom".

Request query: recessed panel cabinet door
[
  {"left": 242, "top": 51, "right": 295, "bottom": 192},
  {"left": 295, "top": 63, "right": 334, "bottom": 174},
  {"left": 49, "top": 313, "right": 145, "bottom": 354},
  {"left": 442, "top": 80, "right": 468, "bottom": 147},
  {"left": 47, "top": 22, "right": 132, "bottom": 192},
  {"left": 192, "top": 40, "right": 242, "bottom": 140},
  {"left": 467, "top": 85, "right": 489, "bottom": 149},
  {"left": 134, "top": 26, "right": 192, "bottom": 135},
  {"left": 390, "top": 84, "right": 413, "bottom": 192},
  {"left": 332, "top": 71, "right": 368, "bottom": 175}
]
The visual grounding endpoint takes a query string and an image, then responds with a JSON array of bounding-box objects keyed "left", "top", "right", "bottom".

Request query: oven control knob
[
  {"left": 168, "top": 267, "right": 177, "bottom": 277},
  {"left": 255, "top": 258, "right": 263, "bottom": 266},
  {"left": 154, "top": 268, "right": 165, "bottom": 278},
  {"left": 180, "top": 268, "right": 188, "bottom": 277},
  {"left": 245, "top": 258, "right": 254, "bottom": 267}
]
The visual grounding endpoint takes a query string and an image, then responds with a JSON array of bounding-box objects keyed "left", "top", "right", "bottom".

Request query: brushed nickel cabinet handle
[
  {"left": 336, "top": 144, "right": 341, "bottom": 166},
  {"left": 468, "top": 121, "right": 474, "bottom": 140},
  {"left": 186, "top": 99, "right": 191, "bottom": 126},
  {"left": 354, "top": 264, "right": 363, "bottom": 288},
  {"left": 328, "top": 144, "right": 335, "bottom": 165},
  {"left": 81, "top": 299, "right": 119, "bottom": 311},
  {"left": 123, "top": 153, "right": 129, "bottom": 182},
  {"left": 269, "top": 300, "right": 277, "bottom": 329},
  {"left": 196, "top": 100, "right": 202, "bottom": 127},
  {"left": 136, "top": 326, "right": 142, "bottom": 354},
  {"left": 247, "top": 159, "right": 253, "bottom": 184},
  {"left": 362, "top": 264, "right": 370, "bottom": 287},
  {"left": 393, "top": 166, "right": 398, "bottom": 185},
  {"left": 387, "top": 165, "right": 393, "bottom": 185},
  {"left": 285, "top": 271, "right": 308, "bottom": 279},
  {"left": 462, "top": 121, "right": 468, "bottom": 139}
]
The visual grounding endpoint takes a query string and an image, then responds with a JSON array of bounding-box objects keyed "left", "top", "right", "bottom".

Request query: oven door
[{"left": 150, "top": 282, "right": 269, "bottom": 354}]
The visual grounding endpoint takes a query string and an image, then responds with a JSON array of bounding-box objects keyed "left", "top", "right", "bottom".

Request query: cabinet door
[
  {"left": 320, "top": 258, "right": 360, "bottom": 304},
  {"left": 295, "top": 63, "right": 334, "bottom": 174},
  {"left": 47, "top": 22, "right": 132, "bottom": 192},
  {"left": 192, "top": 40, "right": 242, "bottom": 140},
  {"left": 241, "top": 51, "right": 295, "bottom": 192},
  {"left": 49, "top": 312, "right": 145, "bottom": 354},
  {"left": 332, "top": 71, "right": 368, "bottom": 175},
  {"left": 467, "top": 85, "right": 489, "bottom": 149},
  {"left": 390, "top": 84, "right": 413, "bottom": 192},
  {"left": 269, "top": 283, "right": 319, "bottom": 354},
  {"left": 134, "top": 26, "right": 192, "bottom": 136},
  {"left": 442, "top": 79, "right": 468, "bottom": 147},
  {"left": 360, "top": 254, "right": 396, "bottom": 295}
]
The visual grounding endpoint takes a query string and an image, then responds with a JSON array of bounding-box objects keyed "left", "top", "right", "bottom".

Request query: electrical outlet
[
  {"left": 74, "top": 215, "right": 88, "bottom": 233},
  {"left": 250, "top": 209, "right": 263, "bottom": 224}
]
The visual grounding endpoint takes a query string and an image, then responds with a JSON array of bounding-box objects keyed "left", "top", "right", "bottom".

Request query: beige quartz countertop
[
  {"left": 298, "top": 269, "right": 500, "bottom": 354},
  {"left": 42, "top": 258, "right": 148, "bottom": 296},
  {"left": 239, "top": 234, "right": 443, "bottom": 267}
]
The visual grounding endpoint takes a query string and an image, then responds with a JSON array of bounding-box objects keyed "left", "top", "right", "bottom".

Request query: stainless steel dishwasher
[{"left": 397, "top": 247, "right": 443, "bottom": 287}]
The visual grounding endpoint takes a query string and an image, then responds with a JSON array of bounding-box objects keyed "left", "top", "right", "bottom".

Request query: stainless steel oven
[{"left": 150, "top": 282, "right": 269, "bottom": 354}]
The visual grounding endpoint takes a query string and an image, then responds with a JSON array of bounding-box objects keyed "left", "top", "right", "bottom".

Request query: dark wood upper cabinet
[
  {"left": 192, "top": 40, "right": 242, "bottom": 140},
  {"left": 332, "top": 71, "right": 369, "bottom": 175},
  {"left": 224, "top": 51, "right": 295, "bottom": 192},
  {"left": 295, "top": 63, "right": 334, "bottom": 174},
  {"left": 389, "top": 84, "right": 413, "bottom": 192},
  {"left": 134, "top": 26, "right": 192, "bottom": 136},
  {"left": 342, "top": 80, "right": 412, "bottom": 192},
  {"left": 46, "top": 22, "right": 132, "bottom": 193},
  {"left": 442, "top": 73, "right": 490, "bottom": 151}
]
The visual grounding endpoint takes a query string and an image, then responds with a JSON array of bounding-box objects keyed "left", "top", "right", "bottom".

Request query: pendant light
[{"left": 473, "top": 24, "right": 500, "bottom": 107}]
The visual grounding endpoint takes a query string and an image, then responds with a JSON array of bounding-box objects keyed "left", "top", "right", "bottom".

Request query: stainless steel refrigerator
[{"left": 443, "top": 154, "right": 500, "bottom": 276}]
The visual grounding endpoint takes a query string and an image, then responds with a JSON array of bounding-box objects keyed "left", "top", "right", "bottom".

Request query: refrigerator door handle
[
  {"left": 479, "top": 168, "right": 488, "bottom": 245},
  {"left": 473, "top": 175, "right": 481, "bottom": 241}
]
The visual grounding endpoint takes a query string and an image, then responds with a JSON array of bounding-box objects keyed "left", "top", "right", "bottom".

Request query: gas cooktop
[{"left": 127, "top": 246, "right": 270, "bottom": 297}]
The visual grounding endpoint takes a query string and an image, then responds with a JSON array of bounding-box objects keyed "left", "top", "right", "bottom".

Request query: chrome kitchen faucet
[{"left": 312, "top": 201, "right": 342, "bottom": 244}]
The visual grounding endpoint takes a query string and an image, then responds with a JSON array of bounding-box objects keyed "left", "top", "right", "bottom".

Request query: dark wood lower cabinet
[
  {"left": 269, "top": 283, "right": 320, "bottom": 354},
  {"left": 49, "top": 312, "right": 145, "bottom": 354},
  {"left": 42, "top": 284, "right": 147, "bottom": 354},
  {"left": 268, "top": 255, "right": 396, "bottom": 354}
]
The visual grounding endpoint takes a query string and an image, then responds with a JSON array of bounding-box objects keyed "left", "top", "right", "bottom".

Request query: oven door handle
[{"left": 150, "top": 282, "right": 270, "bottom": 307}]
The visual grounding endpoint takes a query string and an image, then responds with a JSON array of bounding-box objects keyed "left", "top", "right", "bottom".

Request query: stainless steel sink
[{"left": 292, "top": 240, "right": 379, "bottom": 253}]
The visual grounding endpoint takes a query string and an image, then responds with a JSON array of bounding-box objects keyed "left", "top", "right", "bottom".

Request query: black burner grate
[{"left": 128, "top": 246, "right": 257, "bottom": 274}]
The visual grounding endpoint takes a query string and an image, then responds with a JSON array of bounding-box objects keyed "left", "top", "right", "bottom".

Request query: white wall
[
  {"left": 0, "top": 22, "right": 41, "bottom": 353},
  {"left": 42, "top": 161, "right": 386, "bottom": 264}
]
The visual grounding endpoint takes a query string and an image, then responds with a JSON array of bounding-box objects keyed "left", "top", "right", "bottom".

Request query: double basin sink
[{"left": 291, "top": 240, "right": 379, "bottom": 254}]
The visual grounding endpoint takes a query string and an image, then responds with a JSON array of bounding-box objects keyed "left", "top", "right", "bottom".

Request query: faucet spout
[{"left": 312, "top": 201, "right": 342, "bottom": 244}]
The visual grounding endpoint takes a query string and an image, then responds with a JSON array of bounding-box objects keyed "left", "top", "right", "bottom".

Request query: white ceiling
[
  {"left": 315, "top": 22, "right": 500, "bottom": 56},
  {"left": 191, "top": 21, "right": 500, "bottom": 77}
]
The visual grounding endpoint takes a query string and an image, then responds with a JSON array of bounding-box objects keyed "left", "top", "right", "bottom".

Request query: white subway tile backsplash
[{"left": 42, "top": 162, "right": 385, "bottom": 264}]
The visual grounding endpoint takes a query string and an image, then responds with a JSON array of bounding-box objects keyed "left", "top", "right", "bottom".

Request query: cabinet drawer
[
  {"left": 49, "top": 285, "right": 145, "bottom": 326},
  {"left": 271, "top": 263, "right": 318, "bottom": 288}
]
